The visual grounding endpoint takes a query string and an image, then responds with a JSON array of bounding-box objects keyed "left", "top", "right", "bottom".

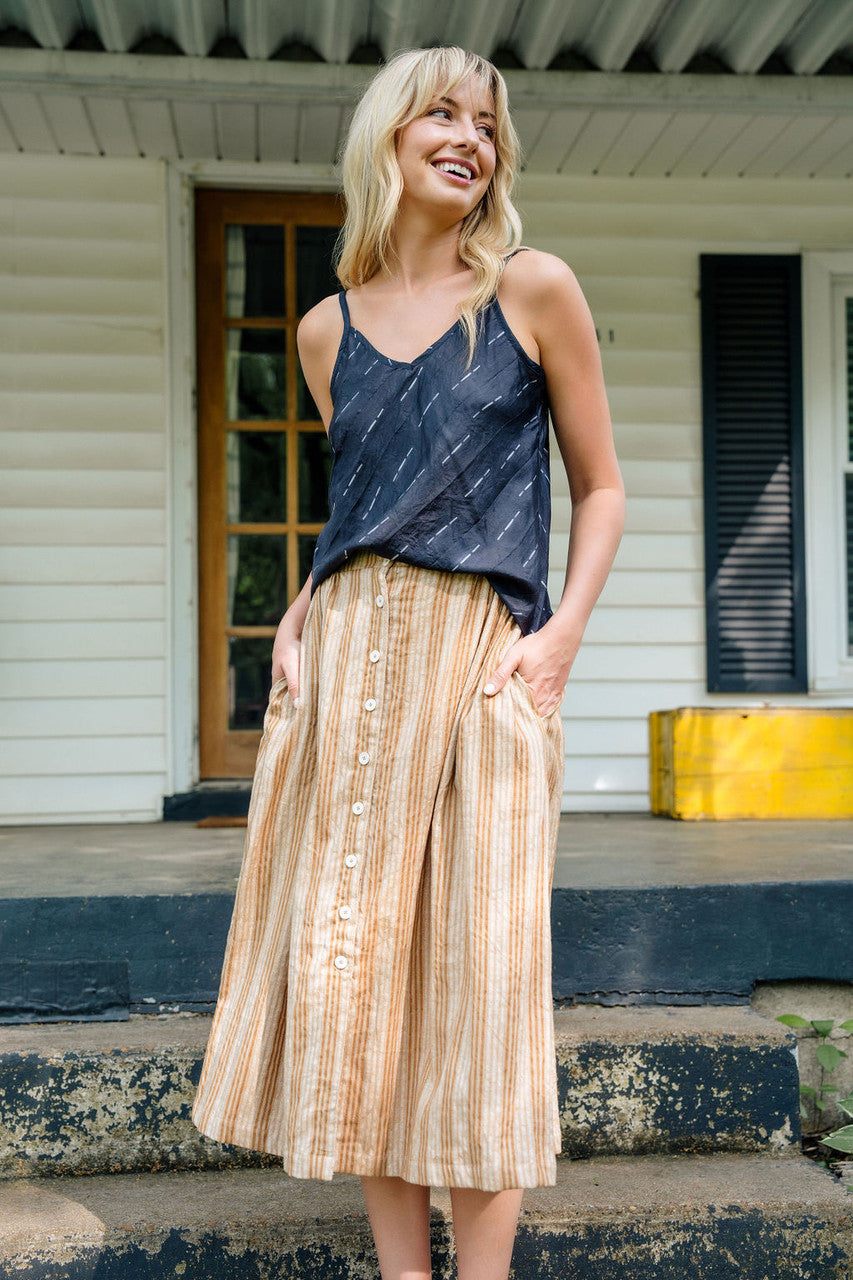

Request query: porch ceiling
[
  {"left": 0, "top": 0, "right": 851, "bottom": 176},
  {"left": 3, "top": 0, "right": 853, "bottom": 73}
]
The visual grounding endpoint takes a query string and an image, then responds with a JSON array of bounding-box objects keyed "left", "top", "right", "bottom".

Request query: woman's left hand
[{"left": 482, "top": 626, "right": 577, "bottom": 717}]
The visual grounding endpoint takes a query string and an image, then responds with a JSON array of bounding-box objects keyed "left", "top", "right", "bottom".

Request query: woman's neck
[{"left": 383, "top": 207, "right": 467, "bottom": 294}]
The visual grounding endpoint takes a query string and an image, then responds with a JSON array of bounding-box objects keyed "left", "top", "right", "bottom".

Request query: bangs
[{"left": 400, "top": 48, "right": 498, "bottom": 133}]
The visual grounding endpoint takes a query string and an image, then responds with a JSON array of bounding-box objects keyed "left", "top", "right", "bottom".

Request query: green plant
[{"left": 776, "top": 1014, "right": 853, "bottom": 1156}]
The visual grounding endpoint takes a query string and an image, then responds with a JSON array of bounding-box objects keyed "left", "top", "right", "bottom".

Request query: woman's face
[{"left": 395, "top": 75, "right": 497, "bottom": 219}]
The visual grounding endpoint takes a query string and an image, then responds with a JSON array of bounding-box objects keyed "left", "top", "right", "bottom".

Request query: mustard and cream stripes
[{"left": 191, "top": 550, "right": 565, "bottom": 1190}]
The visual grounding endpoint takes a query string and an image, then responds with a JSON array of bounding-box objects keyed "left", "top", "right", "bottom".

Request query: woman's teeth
[{"left": 434, "top": 162, "right": 472, "bottom": 180}]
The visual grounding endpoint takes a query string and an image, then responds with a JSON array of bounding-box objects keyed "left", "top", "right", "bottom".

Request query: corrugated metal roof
[
  {"left": 0, "top": 1, "right": 851, "bottom": 173},
  {"left": 1, "top": 0, "right": 852, "bottom": 72}
]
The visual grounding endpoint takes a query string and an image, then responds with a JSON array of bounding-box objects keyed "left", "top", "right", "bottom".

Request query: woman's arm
[
  {"left": 484, "top": 251, "right": 625, "bottom": 715},
  {"left": 270, "top": 295, "right": 343, "bottom": 696}
]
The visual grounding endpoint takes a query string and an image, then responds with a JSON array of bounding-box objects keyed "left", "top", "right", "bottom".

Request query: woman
[{"left": 192, "top": 45, "right": 624, "bottom": 1280}]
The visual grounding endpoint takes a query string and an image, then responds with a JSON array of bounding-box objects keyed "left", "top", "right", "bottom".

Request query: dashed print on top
[{"left": 312, "top": 264, "right": 554, "bottom": 637}]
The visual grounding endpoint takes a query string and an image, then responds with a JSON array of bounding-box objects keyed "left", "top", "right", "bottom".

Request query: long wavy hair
[{"left": 335, "top": 46, "right": 523, "bottom": 366}]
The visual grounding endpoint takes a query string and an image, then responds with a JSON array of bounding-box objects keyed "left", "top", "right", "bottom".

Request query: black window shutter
[{"left": 700, "top": 253, "right": 807, "bottom": 693}]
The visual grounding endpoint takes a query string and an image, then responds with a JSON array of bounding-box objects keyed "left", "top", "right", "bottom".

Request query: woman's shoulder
[
  {"left": 501, "top": 247, "right": 580, "bottom": 305},
  {"left": 499, "top": 248, "right": 593, "bottom": 343},
  {"left": 296, "top": 291, "right": 345, "bottom": 363}
]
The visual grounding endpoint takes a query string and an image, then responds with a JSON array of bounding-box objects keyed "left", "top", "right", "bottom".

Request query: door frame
[{"left": 164, "top": 160, "right": 339, "bottom": 795}]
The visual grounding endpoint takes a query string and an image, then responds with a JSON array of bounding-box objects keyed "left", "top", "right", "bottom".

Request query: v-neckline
[{"left": 343, "top": 291, "right": 467, "bottom": 369}]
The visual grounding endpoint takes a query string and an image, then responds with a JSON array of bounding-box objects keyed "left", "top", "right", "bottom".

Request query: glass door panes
[
  {"left": 296, "top": 225, "right": 340, "bottom": 312},
  {"left": 196, "top": 190, "right": 343, "bottom": 777},
  {"left": 225, "top": 330, "right": 288, "bottom": 420},
  {"left": 225, "top": 224, "right": 285, "bottom": 317}
]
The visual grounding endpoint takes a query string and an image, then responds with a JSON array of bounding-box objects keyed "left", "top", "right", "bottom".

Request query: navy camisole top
[{"left": 310, "top": 257, "right": 554, "bottom": 635}]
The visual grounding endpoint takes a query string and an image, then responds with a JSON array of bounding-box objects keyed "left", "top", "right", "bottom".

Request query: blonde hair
[{"left": 335, "top": 46, "right": 523, "bottom": 366}]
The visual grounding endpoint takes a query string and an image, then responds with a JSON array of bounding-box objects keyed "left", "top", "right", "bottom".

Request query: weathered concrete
[
  {"left": 0, "top": 1013, "right": 276, "bottom": 1179},
  {"left": 0, "top": 818, "right": 851, "bottom": 1017},
  {"left": 0, "top": 1007, "right": 799, "bottom": 1179},
  {"left": 551, "top": 880, "right": 853, "bottom": 1002},
  {"left": 1, "top": 816, "right": 851, "bottom": 897},
  {"left": 2, "top": 879, "right": 852, "bottom": 1018},
  {"left": 0, "top": 893, "right": 233, "bottom": 1018},
  {"left": 554, "top": 1005, "right": 799, "bottom": 1156},
  {"left": 0, "top": 1155, "right": 848, "bottom": 1279}
]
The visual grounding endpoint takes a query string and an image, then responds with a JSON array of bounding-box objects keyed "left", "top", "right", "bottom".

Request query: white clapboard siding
[
  {"left": 4, "top": 471, "right": 164, "bottom": 509},
  {"left": 581, "top": 608, "right": 702, "bottom": 646},
  {"left": 0, "top": 774, "right": 168, "bottom": 824},
  {"left": 523, "top": 171, "right": 853, "bottom": 809},
  {"left": 1, "top": 431, "right": 164, "bottom": 471},
  {"left": 1, "top": 547, "right": 165, "bottom": 585},
  {"left": 0, "top": 737, "right": 166, "bottom": 777},
  {"left": 0, "top": 154, "right": 167, "bottom": 823},
  {"left": 3, "top": 660, "right": 166, "bottom": 700},
  {"left": 2, "top": 697, "right": 164, "bottom": 737},
  {"left": 0, "top": 585, "right": 164, "bottom": 623},
  {"left": 0, "top": 621, "right": 165, "bottom": 661},
  {"left": 0, "top": 509, "right": 165, "bottom": 545},
  {"left": 599, "top": 571, "right": 705, "bottom": 607}
]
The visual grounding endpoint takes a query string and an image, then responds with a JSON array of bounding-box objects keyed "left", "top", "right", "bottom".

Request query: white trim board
[
  {"left": 3, "top": 49, "right": 852, "bottom": 113},
  {"left": 802, "top": 249, "right": 853, "bottom": 694}
]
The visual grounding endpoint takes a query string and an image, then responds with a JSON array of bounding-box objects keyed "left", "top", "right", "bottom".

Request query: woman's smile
[{"left": 431, "top": 158, "right": 478, "bottom": 184}]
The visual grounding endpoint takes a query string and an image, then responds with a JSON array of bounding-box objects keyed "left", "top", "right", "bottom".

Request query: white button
[
  {"left": 339, "top": 905, "right": 352, "bottom": 920},
  {"left": 334, "top": 955, "right": 347, "bottom": 969},
  {"left": 358, "top": 750, "right": 370, "bottom": 765},
  {"left": 364, "top": 698, "right": 376, "bottom": 711},
  {"left": 369, "top": 649, "right": 381, "bottom": 662},
  {"left": 345, "top": 853, "right": 358, "bottom": 868},
  {"left": 375, "top": 595, "right": 384, "bottom": 607},
  {"left": 352, "top": 801, "right": 364, "bottom": 815}
]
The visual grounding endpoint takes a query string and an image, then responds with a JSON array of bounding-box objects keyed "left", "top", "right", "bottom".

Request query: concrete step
[
  {"left": 555, "top": 1004, "right": 799, "bottom": 1156},
  {"left": 2, "top": 861, "right": 852, "bottom": 1017},
  {"left": 0, "top": 1155, "right": 849, "bottom": 1279},
  {"left": 0, "top": 1007, "right": 798, "bottom": 1179}
]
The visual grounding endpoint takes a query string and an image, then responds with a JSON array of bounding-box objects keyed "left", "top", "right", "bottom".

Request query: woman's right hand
[
  {"left": 271, "top": 612, "right": 302, "bottom": 706},
  {"left": 271, "top": 572, "right": 313, "bottom": 705}
]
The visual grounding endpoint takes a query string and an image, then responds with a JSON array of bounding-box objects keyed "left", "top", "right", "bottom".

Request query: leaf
[
  {"left": 810, "top": 1020, "right": 835, "bottom": 1038},
  {"left": 820, "top": 1125, "right": 853, "bottom": 1154},
  {"left": 815, "top": 1098, "right": 827, "bottom": 1111},
  {"left": 837, "top": 1094, "right": 853, "bottom": 1118},
  {"left": 776, "top": 1014, "right": 810, "bottom": 1028},
  {"left": 800, "top": 1101, "right": 809, "bottom": 1120},
  {"left": 837, "top": 1019, "right": 853, "bottom": 1033},
  {"left": 816, "top": 1043, "right": 848, "bottom": 1072},
  {"left": 799, "top": 1084, "right": 819, "bottom": 1100}
]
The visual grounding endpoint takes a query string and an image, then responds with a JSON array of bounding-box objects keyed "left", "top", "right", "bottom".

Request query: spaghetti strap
[
  {"left": 338, "top": 290, "right": 351, "bottom": 330},
  {"left": 503, "top": 247, "right": 528, "bottom": 263}
]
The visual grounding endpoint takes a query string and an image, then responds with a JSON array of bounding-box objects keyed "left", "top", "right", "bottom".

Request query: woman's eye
[{"left": 429, "top": 108, "right": 450, "bottom": 119}]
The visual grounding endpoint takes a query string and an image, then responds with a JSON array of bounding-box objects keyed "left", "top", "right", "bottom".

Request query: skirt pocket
[{"left": 512, "top": 669, "right": 561, "bottom": 720}]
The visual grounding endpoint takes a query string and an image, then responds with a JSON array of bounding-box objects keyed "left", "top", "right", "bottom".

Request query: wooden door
[{"left": 195, "top": 189, "right": 343, "bottom": 778}]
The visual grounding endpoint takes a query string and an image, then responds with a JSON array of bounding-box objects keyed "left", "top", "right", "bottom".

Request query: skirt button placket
[{"left": 334, "top": 558, "right": 390, "bottom": 978}]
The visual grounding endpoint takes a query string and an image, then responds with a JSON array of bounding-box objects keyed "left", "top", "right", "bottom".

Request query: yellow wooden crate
[{"left": 649, "top": 707, "right": 853, "bottom": 820}]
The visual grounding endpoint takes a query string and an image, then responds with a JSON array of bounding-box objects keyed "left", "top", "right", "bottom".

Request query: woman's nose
[{"left": 451, "top": 117, "right": 481, "bottom": 150}]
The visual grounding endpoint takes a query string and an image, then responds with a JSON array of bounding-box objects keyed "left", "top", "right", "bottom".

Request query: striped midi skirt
[{"left": 191, "top": 550, "right": 565, "bottom": 1190}]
